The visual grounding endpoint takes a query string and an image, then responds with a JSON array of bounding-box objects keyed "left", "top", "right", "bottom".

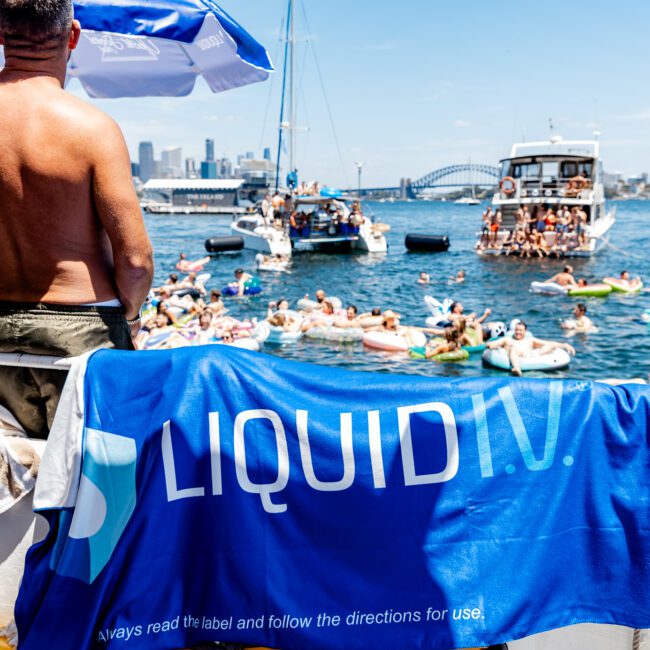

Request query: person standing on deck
[{"left": 0, "top": 0, "right": 154, "bottom": 439}]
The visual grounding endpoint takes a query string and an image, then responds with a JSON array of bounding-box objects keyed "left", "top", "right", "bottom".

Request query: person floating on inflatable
[
  {"left": 176, "top": 252, "right": 211, "bottom": 272},
  {"left": 546, "top": 265, "right": 577, "bottom": 287},
  {"left": 225, "top": 268, "right": 262, "bottom": 297},
  {"left": 487, "top": 321, "right": 575, "bottom": 377}
]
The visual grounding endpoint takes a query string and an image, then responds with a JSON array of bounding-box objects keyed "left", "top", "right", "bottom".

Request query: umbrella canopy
[{"left": 0, "top": 0, "right": 273, "bottom": 97}]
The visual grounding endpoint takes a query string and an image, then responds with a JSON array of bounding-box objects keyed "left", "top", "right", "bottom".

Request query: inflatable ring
[
  {"left": 568, "top": 176, "right": 587, "bottom": 191},
  {"left": 499, "top": 176, "right": 516, "bottom": 196},
  {"left": 371, "top": 222, "right": 391, "bottom": 233}
]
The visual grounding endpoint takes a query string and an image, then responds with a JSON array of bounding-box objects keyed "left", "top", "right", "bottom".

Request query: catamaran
[
  {"left": 477, "top": 136, "right": 615, "bottom": 257},
  {"left": 230, "top": 0, "right": 387, "bottom": 257}
]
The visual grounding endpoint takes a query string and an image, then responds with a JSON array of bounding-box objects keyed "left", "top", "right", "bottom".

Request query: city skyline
[{"left": 68, "top": 0, "right": 650, "bottom": 188}]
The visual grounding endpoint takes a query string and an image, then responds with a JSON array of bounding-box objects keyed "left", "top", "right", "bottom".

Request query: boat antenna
[
  {"left": 548, "top": 117, "right": 554, "bottom": 136},
  {"left": 274, "top": 0, "right": 292, "bottom": 193}
]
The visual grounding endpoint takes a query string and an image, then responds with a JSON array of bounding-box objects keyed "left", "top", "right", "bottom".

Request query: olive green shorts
[{"left": 0, "top": 302, "right": 134, "bottom": 439}]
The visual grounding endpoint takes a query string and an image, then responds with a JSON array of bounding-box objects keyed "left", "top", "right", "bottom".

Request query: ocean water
[{"left": 144, "top": 200, "right": 650, "bottom": 380}]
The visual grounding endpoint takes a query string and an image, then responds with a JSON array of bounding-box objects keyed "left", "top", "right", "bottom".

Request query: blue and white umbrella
[{"left": 1, "top": 0, "right": 273, "bottom": 97}]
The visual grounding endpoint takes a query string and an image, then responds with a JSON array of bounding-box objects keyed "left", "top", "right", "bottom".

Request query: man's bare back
[{"left": 0, "top": 75, "right": 151, "bottom": 316}]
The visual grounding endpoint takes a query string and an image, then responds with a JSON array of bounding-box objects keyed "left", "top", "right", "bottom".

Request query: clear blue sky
[{"left": 71, "top": 0, "right": 650, "bottom": 187}]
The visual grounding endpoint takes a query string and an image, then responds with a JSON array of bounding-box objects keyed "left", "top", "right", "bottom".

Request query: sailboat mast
[
  {"left": 288, "top": 0, "right": 295, "bottom": 173},
  {"left": 274, "top": 0, "right": 292, "bottom": 192}
]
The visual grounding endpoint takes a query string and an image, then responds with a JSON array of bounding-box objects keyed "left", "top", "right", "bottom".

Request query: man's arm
[{"left": 91, "top": 117, "right": 154, "bottom": 321}]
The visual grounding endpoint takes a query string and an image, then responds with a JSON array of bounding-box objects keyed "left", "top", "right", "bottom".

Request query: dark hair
[
  {"left": 169, "top": 273, "right": 178, "bottom": 282},
  {"left": 563, "top": 266, "right": 572, "bottom": 273},
  {"left": 371, "top": 308, "right": 381, "bottom": 316},
  {"left": 450, "top": 301, "right": 460, "bottom": 313},
  {"left": 516, "top": 320, "right": 528, "bottom": 329},
  {"left": 0, "top": 0, "right": 72, "bottom": 43},
  {"left": 576, "top": 303, "right": 587, "bottom": 314},
  {"left": 347, "top": 304, "right": 358, "bottom": 314},
  {"left": 210, "top": 289, "right": 221, "bottom": 298},
  {"left": 234, "top": 268, "right": 243, "bottom": 275}
]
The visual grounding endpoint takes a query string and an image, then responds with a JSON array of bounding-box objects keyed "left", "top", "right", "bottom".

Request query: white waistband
[{"left": 81, "top": 298, "right": 122, "bottom": 308}]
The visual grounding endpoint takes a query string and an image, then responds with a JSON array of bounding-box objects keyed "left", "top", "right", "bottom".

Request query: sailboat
[
  {"left": 231, "top": 0, "right": 387, "bottom": 256},
  {"left": 454, "top": 159, "right": 481, "bottom": 204}
]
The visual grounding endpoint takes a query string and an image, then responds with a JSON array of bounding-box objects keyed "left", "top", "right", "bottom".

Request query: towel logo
[{"left": 51, "top": 428, "right": 137, "bottom": 584}]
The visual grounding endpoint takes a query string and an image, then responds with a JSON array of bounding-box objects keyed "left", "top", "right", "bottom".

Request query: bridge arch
[{"left": 412, "top": 163, "right": 500, "bottom": 190}]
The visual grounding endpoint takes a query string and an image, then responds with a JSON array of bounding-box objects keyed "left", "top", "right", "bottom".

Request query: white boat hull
[{"left": 230, "top": 222, "right": 292, "bottom": 257}]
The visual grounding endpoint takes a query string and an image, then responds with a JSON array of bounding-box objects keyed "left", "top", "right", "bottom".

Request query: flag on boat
[
  {"left": 16, "top": 347, "right": 650, "bottom": 649},
  {"left": 0, "top": 0, "right": 273, "bottom": 98}
]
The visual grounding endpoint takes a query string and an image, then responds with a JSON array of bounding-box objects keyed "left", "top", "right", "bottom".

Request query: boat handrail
[{"left": 0, "top": 352, "right": 72, "bottom": 371}]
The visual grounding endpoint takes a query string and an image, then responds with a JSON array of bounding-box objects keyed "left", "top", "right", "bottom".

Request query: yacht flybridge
[{"left": 477, "top": 137, "right": 615, "bottom": 257}]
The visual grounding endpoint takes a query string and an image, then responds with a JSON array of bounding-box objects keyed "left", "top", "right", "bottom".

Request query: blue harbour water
[{"left": 145, "top": 200, "right": 650, "bottom": 380}]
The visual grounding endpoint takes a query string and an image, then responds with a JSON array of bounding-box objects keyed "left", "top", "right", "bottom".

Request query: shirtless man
[
  {"left": 561, "top": 303, "right": 595, "bottom": 333},
  {"left": 487, "top": 321, "right": 575, "bottom": 376},
  {"left": 0, "top": 0, "right": 154, "bottom": 438},
  {"left": 547, "top": 265, "right": 577, "bottom": 287}
]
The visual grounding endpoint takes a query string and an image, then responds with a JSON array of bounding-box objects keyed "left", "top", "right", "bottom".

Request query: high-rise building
[
  {"left": 201, "top": 161, "right": 218, "bottom": 179},
  {"left": 185, "top": 157, "right": 198, "bottom": 178},
  {"left": 131, "top": 162, "right": 140, "bottom": 178},
  {"left": 161, "top": 147, "right": 183, "bottom": 178},
  {"left": 219, "top": 158, "right": 233, "bottom": 178},
  {"left": 263, "top": 147, "right": 271, "bottom": 161},
  {"left": 246, "top": 151, "right": 254, "bottom": 160},
  {"left": 205, "top": 139, "right": 215, "bottom": 162},
  {"left": 138, "top": 141, "right": 155, "bottom": 183}
]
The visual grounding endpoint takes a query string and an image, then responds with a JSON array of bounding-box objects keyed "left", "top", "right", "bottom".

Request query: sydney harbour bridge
[{"left": 356, "top": 163, "right": 501, "bottom": 198}]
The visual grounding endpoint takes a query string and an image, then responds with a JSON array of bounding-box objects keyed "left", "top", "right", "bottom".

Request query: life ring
[
  {"left": 499, "top": 176, "right": 516, "bottom": 196},
  {"left": 568, "top": 176, "right": 587, "bottom": 191}
]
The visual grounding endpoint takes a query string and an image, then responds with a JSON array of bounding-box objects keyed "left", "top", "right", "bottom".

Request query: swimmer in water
[
  {"left": 176, "top": 252, "right": 211, "bottom": 272},
  {"left": 417, "top": 272, "right": 431, "bottom": 285},
  {"left": 561, "top": 303, "right": 595, "bottom": 333}
]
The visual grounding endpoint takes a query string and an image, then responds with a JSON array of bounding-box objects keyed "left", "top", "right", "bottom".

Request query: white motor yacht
[{"left": 477, "top": 136, "right": 615, "bottom": 257}]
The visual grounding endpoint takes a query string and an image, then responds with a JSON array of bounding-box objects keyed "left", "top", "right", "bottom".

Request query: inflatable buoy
[
  {"left": 499, "top": 176, "right": 516, "bottom": 196},
  {"left": 204, "top": 236, "right": 244, "bottom": 253},
  {"left": 482, "top": 347, "right": 571, "bottom": 372},
  {"left": 228, "top": 338, "right": 260, "bottom": 351},
  {"left": 304, "top": 327, "right": 365, "bottom": 343},
  {"left": 222, "top": 276, "right": 263, "bottom": 296},
  {"left": 363, "top": 331, "right": 409, "bottom": 351},
  {"left": 371, "top": 222, "right": 391, "bottom": 233},
  {"left": 266, "top": 327, "right": 303, "bottom": 344},
  {"left": 319, "top": 187, "right": 343, "bottom": 198},
  {"left": 568, "top": 283, "right": 612, "bottom": 298},
  {"left": 603, "top": 277, "right": 643, "bottom": 293},
  {"left": 409, "top": 347, "right": 469, "bottom": 362},
  {"left": 404, "top": 234, "right": 450, "bottom": 252},
  {"left": 561, "top": 318, "right": 598, "bottom": 333},
  {"left": 363, "top": 329, "right": 426, "bottom": 352},
  {"left": 297, "top": 296, "right": 342, "bottom": 312},
  {"left": 568, "top": 175, "right": 587, "bottom": 191},
  {"left": 424, "top": 295, "right": 453, "bottom": 326},
  {"left": 530, "top": 281, "right": 569, "bottom": 296}
]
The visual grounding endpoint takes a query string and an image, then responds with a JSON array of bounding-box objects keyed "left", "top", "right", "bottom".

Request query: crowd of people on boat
[
  {"left": 477, "top": 204, "right": 590, "bottom": 256},
  {"left": 259, "top": 191, "right": 367, "bottom": 237}
]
